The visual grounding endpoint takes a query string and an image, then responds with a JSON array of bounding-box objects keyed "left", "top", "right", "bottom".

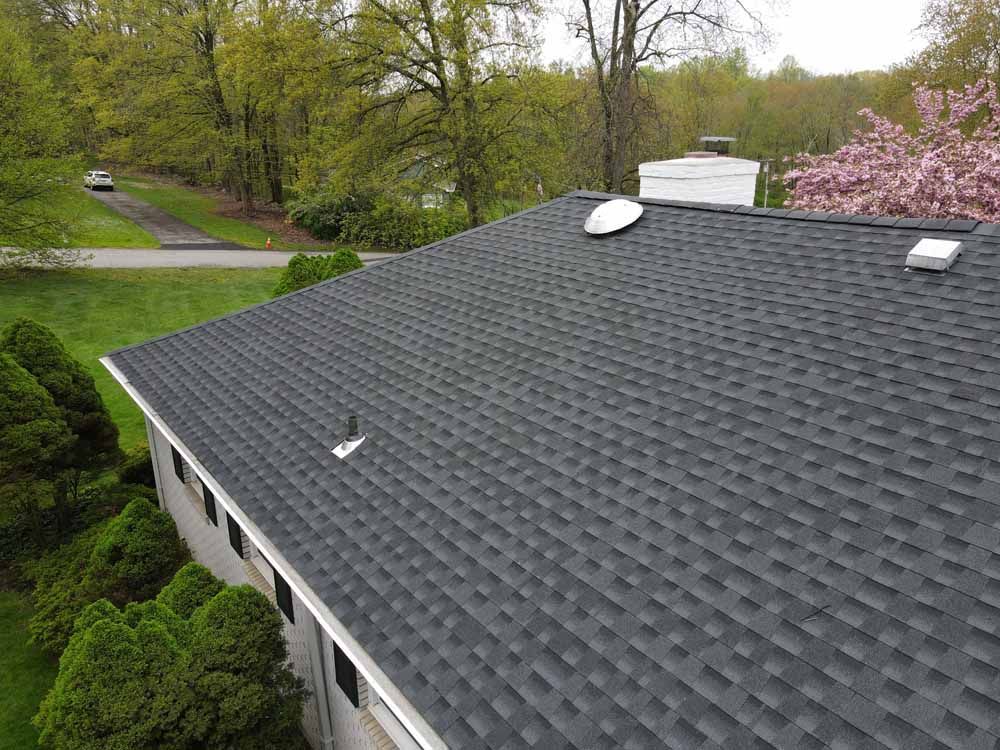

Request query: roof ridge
[
  {"left": 103, "top": 196, "right": 574, "bottom": 360},
  {"left": 568, "top": 190, "right": 992, "bottom": 234}
]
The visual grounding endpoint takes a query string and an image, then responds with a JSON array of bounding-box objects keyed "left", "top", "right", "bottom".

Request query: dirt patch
[{"left": 212, "top": 194, "right": 325, "bottom": 247}]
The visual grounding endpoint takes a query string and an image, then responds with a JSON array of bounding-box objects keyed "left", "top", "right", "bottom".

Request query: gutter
[{"left": 101, "top": 356, "right": 449, "bottom": 750}]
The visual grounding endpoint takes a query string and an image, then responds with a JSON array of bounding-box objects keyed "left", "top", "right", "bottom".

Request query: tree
[
  {"left": 0, "top": 353, "right": 74, "bottom": 486},
  {"left": 784, "top": 79, "right": 1000, "bottom": 221},
  {"left": 916, "top": 0, "right": 1000, "bottom": 88},
  {"left": 570, "top": 0, "right": 766, "bottom": 192},
  {"left": 0, "top": 352, "right": 74, "bottom": 535},
  {"left": 334, "top": 0, "right": 540, "bottom": 225},
  {"left": 0, "top": 17, "right": 81, "bottom": 268},
  {"left": 27, "top": 497, "right": 188, "bottom": 654},
  {"left": 36, "top": 566, "right": 306, "bottom": 750},
  {"left": 1, "top": 319, "right": 120, "bottom": 512}
]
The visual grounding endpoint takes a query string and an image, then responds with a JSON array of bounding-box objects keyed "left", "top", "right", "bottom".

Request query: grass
[
  {"left": 47, "top": 186, "right": 159, "bottom": 249},
  {"left": 0, "top": 268, "right": 280, "bottom": 448},
  {"left": 116, "top": 177, "right": 315, "bottom": 250},
  {"left": 0, "top": 591, "right": 57, "bottom": 750}
]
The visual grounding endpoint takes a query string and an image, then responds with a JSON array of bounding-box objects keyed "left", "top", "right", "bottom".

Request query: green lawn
[
  {"left": 0, "top": 591, "right": 57, "bottom": 750},
  {"left": 0, "top": 268, "right": 279, "bottom": 448},
  {"left": 49, "top": 187, "right": 159, "bottom": 248},
  {"left": 116, "top": 177, "right": 313, "bottom": 250}
]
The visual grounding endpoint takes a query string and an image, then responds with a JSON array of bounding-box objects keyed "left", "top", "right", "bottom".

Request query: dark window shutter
[
  {"left": 171, "top": 445, "right": 185, "bottom": 482},
  {"left": 333, "top": 642, "right": 360, "bottom": 707},
  {"left": 226, "top": 512, "right": 246, "bottom": 559},
  {"left": 272, "top": 568, "right": 294, "bottom": 623},
  {"left": 203, "top": 485, "right": 218, "bottom": 526}
]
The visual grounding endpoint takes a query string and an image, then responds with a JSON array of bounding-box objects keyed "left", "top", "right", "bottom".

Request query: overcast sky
[{"left": 541, "top": 0, "right": 927, "bottom": 75}]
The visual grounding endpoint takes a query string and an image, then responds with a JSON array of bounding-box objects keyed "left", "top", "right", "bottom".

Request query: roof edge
[
  {"left": 103, "top": 196, "right": 574, "bottom": 361},
  {"left": 567, "top": 190, "right": 990, "bottom": 233}
]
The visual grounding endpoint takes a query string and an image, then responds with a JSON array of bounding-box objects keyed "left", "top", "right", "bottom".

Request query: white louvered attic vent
[
  {"left": 906, "top": 238, "right": 963, "bottom": 272},
  {"left": 584, "top": 199, "right": 643, "bottom": 235}
]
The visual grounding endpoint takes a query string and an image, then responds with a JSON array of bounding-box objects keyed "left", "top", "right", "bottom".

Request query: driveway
[
  {"left": 78, "top": 248, "right": 397, "bottom": 268},
  {"left": 87, "top": 188, "right": 246, "bottom": 249}
]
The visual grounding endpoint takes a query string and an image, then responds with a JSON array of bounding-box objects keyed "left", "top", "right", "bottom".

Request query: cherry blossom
[{"left": 784, "top": 80, "right": 1000, "bottom": 221}]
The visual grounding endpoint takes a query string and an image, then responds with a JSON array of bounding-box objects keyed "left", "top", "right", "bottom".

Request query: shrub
[
  {"left": 272, "top": 248, "right": 364, "bottom": 297},
  {"left": 22, "top": 520, "right": 107, "bottom": 655},
  {"left": 26, "top": 497, "right": 187, "bottom": 655},
  {"left": 288, "top": 189, "right": 467, "bottom": 251},
  {"left": 85, "top": 497, "right": 188, "bottom": 605},
  {"left": 116, "top": 445, "right": 156, "bottom": 487},
  {"left": 337, "top": 195, "right": 467, "bottom": 250},
  {"left": 156, "top": 562, "right": 225, "bottom": 619},
  {"left": 36, "top": 572, "right": 306, "bottom": 750},
  {"left": 286, "top": 190, "right": 376, "bottom": 240}
]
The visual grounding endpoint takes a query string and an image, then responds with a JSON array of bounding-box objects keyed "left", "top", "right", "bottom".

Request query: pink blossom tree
[{"left": 784, "top": 79, "right": 1000, "bottom": 221}]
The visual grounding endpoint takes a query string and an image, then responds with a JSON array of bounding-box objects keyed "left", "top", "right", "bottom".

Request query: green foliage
[
  {"left": 25, "top": 498, "right": 187, "bottom": 655},
  {"left": 272, "top": 248, "right": 364, "bottom": 297},
  {"left": 85, "top": 498, "right": 188, "bottom": 606},
  {"left": 288, "top": 190, "right": 467, "bottom": 254},
  {"left": 286, "top": 191, "right": 376, "bottom": 241},
  {"left": 0, "top": 17, "right": 80, "bottom": 267},
  {"left": 1, "top": 318, "right": 120, "bottom": 473},
  {"left": 116, "top": 446, "right": 156, "bottom": 488},
  {"left": 338, "top": 197, "right": 468, "bottom": 251},
  {"left": 22, "top": 521, "right": 107, "bottom": 657},
  {"left": 156, "top": 563, "right": 225, "bottom": 619},
  {"left": 35, "top": 570, "right": 305, "bottom": 750},
  {"left": 0, "top": 354, "right": 74, "bottom": 487}
]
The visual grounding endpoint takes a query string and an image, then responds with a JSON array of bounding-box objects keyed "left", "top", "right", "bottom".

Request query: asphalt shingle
[{"left": 108, "top": 192, "right": 1000, "bottom": 749}]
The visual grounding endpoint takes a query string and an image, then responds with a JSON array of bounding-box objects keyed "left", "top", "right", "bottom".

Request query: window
[
  {"left": 333, "top": 642, "right": 360, "bottom": 707},
  {"left": 202, "top": 484, "right": 218, "bottom": 526},
  {"left": 170, "top": 445, "right": 191, "bottom": 483},
  {"left": 226, "top": 512, "right": 248, "bottom": 559},
  {"left": 272, "top": 567, "right": 295, "bottom": 623}
]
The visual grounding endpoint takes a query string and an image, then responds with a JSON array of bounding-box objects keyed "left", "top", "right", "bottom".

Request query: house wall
[{"left": 147, "top": 418, "right": 388, "bottom": 750}]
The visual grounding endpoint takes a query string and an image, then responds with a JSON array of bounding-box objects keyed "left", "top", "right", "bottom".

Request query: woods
[{"left": 2, "top": 0, "right": 997, "bottom": 240}]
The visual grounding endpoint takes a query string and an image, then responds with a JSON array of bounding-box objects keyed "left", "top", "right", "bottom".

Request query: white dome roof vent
[{"left": 584, "top": 199, "right": 643, "bottom": 235}]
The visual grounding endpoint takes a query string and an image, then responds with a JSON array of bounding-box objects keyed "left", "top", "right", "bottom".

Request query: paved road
[
  {"left": 78, "top": 248, "right": 397, "bottom": 268},
  {"left": 86, "top": 187, "right": 247, "bottom": 249}
]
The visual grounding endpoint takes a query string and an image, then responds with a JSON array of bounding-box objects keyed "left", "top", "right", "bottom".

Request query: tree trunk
[{"left": 262, "top": 117, "right": 283, "bottom": 204}]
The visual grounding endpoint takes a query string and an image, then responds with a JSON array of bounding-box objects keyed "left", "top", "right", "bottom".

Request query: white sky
[{"left": 541, "top": 0, "right": 927, "bottom": 76}]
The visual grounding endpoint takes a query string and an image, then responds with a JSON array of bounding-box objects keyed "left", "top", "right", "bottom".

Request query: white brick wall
[
  {"left": 147, "top": 419, "right": 389, "bottom": 750},
  {"left": 638, "top": 156, "right": 759, "bottom": 205}
]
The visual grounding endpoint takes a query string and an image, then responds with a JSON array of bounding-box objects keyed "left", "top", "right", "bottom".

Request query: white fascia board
[{"left": 100, "top": 356, "right": 449, "bottom": 750}]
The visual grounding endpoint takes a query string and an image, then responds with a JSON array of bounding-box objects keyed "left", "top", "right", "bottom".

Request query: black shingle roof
[{"left": 107, "top": 192, "right": 1000, "bottom": 749}]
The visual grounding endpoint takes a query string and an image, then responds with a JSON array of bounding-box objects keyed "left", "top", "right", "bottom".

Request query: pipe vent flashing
[{"left": 906, "top": 238, "right": 962, "bottom": 272}]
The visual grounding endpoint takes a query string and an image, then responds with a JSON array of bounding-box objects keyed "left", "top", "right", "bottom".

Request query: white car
[{"left": 84, "top": 171, "right": 114, "bottom": 191}]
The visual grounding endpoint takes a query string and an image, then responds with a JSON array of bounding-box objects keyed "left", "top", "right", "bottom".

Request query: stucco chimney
[{"left": 639, "top": 149, "right": 759, "bottom": 206}]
